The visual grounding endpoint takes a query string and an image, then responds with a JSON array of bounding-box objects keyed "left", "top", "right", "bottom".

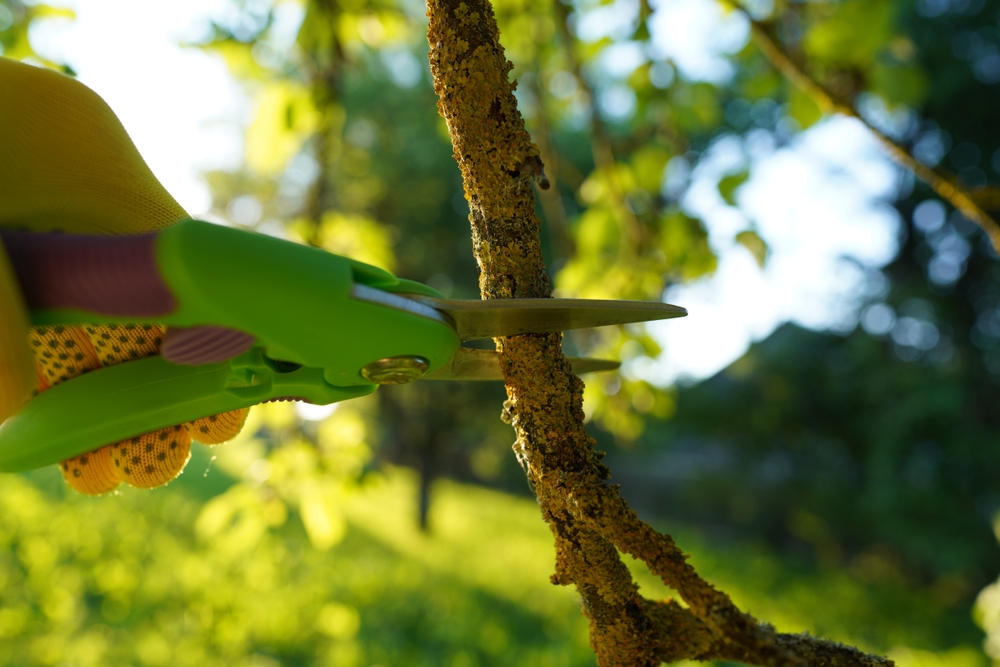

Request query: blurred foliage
[
  {"left": 0, "top": 0, "right": 75, "bottom": 68},
  {"left": 0, "top": 0, "right": 74, "bottom": 71},
  {"left": 6, "top": 0, "right": 1000, "bottom": 663},
  {"left": 0, "top": 426, "right": 990, "bottom": 665},
  {"left": 617, "top": 324, "right": 1000, "bottom": 593}
]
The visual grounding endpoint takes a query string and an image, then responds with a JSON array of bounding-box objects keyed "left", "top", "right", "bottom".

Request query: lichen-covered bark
[
  {"left": 425, "top": 2, "right": 893, "bottom": 665},
  {"left": 426, "top": 2, "right": 664, "bottom": 662}
]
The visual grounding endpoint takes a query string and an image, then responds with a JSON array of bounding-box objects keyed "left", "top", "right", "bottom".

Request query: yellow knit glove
[{"left": 0, "top": 57, "right": 249, "bottom": 494}]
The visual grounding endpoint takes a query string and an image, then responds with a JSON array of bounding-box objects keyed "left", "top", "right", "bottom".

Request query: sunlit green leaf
[
  {"left": 736, "top": 229, "right": 769, "bottom": 268},
  {"left": 787, "top": 86, "right": 823, "bottom": 129},
  {"left": 245, "top": 81, "right": 321, "bottom": 175},
  {"left": 718, "top": 169, "right": 750, "bottom": 207}
]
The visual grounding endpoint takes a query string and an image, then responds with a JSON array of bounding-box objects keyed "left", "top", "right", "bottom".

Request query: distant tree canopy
[{"left": 182, "top": 0, "right": 1000, "bottom": 480}]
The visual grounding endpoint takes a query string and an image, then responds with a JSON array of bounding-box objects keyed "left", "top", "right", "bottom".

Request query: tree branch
[
  {"left": 728, "top": 3, "right": 1000, "bottom": 252},
  {"left": 424, "top": 1, "right": 893, "bottom": 664}
]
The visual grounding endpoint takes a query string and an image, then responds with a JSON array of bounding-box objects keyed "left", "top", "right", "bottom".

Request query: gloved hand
[
  {"left": 0, "top": 57, "right": 249, "bottom": 494},
  {"left": 40, "top": 323, "right": 249, "bottom": 494}
]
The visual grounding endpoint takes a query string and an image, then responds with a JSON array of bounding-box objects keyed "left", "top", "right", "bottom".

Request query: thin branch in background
[
  {"left": 304, "top": 110, "right": 333, "bottom": 244},
  {"left": 725, "top": 2, "right": 1000, "bottom": 252},
  {"left": 300, "top": 0, "right": 346, "bottom": 247},
  {"left": 552, "top": 0, "right": 644, "bottom": 254},
  {"left": 549, "top": 149, "right": 588, "bottom": 191},
  {"left": 527, "top": 42, "right": 576, "bottom": 261}
]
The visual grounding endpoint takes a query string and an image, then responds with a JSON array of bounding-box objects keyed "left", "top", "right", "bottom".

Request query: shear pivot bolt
[{"left": 361, "top": 356, "right": 430, "bottom": 385}]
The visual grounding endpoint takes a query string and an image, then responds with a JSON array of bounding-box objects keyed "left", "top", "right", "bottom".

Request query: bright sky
[
  {"left": 24, "top": 0, "right": 901, "bottom": 386},
  {"left": 27, "top": 0, "right": 246, "bottom": 216},
  {"left": 644, "top": 117, "right": 900, "bottom": 384}
]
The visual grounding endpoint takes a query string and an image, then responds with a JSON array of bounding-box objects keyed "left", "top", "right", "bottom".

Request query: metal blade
[
  {"left": 405, "top": 295, "right": 687, "bottom": 341},
  {"left": 424, "top": 347, "right": 620, "bottom": 381}
]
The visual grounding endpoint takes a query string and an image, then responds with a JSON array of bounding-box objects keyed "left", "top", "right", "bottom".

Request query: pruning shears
[{"left": 0, "top": 220, "right": 686, "bottom": 473}]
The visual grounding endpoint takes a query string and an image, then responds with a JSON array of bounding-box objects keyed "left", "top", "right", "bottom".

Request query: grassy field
[{"left": 0, "top": 449, "right": 987, "bottom": 666}]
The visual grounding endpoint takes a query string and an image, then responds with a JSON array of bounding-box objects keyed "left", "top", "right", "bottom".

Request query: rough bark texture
[{"left": 425, "top": 2, "right": 894, "bottom": 665}]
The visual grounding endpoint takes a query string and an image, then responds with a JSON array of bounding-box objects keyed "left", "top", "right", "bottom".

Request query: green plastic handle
[
  {"left": 0, "top": 220, "right": 461, "bottom": 471},
  {"left": 30, "top": 220, "right": 459, "bottom": 384},
  {"left": 0, "top": 348, "right": 376, "bottom": 472}
]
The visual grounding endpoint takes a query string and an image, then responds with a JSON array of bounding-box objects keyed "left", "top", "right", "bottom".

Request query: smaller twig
[
  {"left": 729, "top": 4, "right": 1000, "bottom": 252},
  {"left": 642, "top": 599, "right": 894, "bottom": 667}
]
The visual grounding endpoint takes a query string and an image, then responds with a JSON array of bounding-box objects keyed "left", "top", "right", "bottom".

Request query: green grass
[{"left": 0, "top": 462, "right": 987, "bottom": 666}]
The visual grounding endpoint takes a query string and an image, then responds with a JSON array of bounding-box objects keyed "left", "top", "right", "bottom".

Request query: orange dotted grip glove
[
  {"left": 36, "top": 324, "right": 248, "bottom": 494},
  {"left": 0, "top": 57, "right": 249, "bottom": 494}
]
